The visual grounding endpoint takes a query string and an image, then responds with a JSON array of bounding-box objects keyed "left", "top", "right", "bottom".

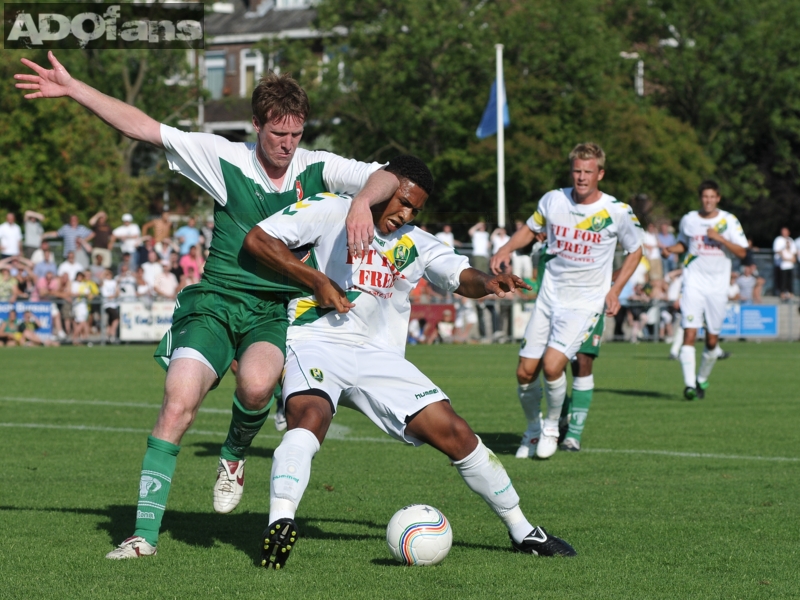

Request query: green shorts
[
  {"left": 577, "top": 313, "right": 604, "bottom": 357},
  {"left": 154, "top": 280, "right": 288, "bottom": 385}
]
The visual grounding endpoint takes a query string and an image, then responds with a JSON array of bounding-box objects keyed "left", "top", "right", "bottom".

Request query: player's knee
[
  {"left": 286, "top": 395, "right": 332, "bottom": 435},
  {"left": 542, "top": 363, "right": 563, "bottom": 381},
  {"left": 158, "top": 397, "right": 198, "bottom": 432},
  {"left": 236, "top": 376, "right": 276, "bottom": 410},
  {"left": 516, "top": 364, "right": 537, "bottom": 384}
]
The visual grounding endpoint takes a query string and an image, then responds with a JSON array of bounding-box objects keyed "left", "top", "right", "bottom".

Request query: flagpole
[{"left": 495, "top": 43, "right": 505, "bottom": 229}]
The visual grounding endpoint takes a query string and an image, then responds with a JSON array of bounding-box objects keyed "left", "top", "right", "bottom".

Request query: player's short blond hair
[{"left": 569, "top": 143, "right": 606, "bottom": 169}]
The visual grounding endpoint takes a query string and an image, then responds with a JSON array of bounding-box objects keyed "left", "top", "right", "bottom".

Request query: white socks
[
  {"left": 517, "top": 380, "right": 543, "bottom": 429},
  {"left": 698, "top": 347, "right": 718, "bottom": 384},
  {"left": 543, "top": 373, "right": 567, "bottom": 422},
  {"left": 670, "top": 324, "right": 683, "bottom": 357},
  {"left": 269, "top": 428, "right": 320, "bottom": 523},
  {"left": 679, "top": 345, "right": 696, "bottom": 387},
  {"left": 453, "top": 439, "right": 533, "bottom": 543}
]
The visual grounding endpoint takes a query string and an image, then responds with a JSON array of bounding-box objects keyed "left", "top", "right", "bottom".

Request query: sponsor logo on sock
[
  {"left": 494, "top": 481, "right": 512, "bottom": 496},
  {"left": 414, "top": 387, "right": 438, "bottom": 400},
  {"left": 136, "top": 510, "right": 156, "bottom": 520},
  {"left": 273, "top": 474, "right": 300, "bottom": 483},
  {"left": 139, "top": 475, "right": 162, "bottom": 498}
]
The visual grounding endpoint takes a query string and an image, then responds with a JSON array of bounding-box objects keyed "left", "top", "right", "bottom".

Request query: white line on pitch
[
  {"left": 0, "top": 421, "right": 796, "bottom": 460},
  {"left": 0, "top": 395, "right": 231, "bottom": 415}
]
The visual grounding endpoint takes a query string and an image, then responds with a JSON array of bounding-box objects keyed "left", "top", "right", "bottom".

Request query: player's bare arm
[
  {"left": 243, "top": 227, "right": 355, "bottom": 313},
  {"left": 490, "top": 225, "right": 536, "bottom": 274},
  {"left": 346, "top": 169, "right": 401, "bottom": 259},
  {"left": 662, "top": 241, "right": 686, "bottom": 258},
  {"left": 455, "top": 269, "right": 531, "bottom": 299},
  {"left": 706, "top": 228, "right": 747, "bottom": 259},
  {"left": 604, "top": 246, "right": 642, "bottom": 316},
  {"left": 15, "top": 51, "right": 163, "bottom": 148}
]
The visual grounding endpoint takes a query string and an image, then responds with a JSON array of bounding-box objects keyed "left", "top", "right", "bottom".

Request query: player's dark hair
[
  {"left": 385, "top": 155, "right": 435, "bottom": 196},
  {"left": 252, "top": 71, "right": 310, "bottom": 127},
  {"left": 698, "top": 180, "right": 720, "bottom": 195}
]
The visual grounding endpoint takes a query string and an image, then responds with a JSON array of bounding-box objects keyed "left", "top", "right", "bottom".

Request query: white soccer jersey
[
  {"left": 257, "top": 194, "right": 470, "bottom": 354},
  {"left": 677, "top": 210, "right": 747, "bottom": 293},
  {"left": 526, "top": 188, "right": 643, "bottom": 311}
]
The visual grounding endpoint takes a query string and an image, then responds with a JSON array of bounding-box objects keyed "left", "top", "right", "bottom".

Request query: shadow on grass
[
  {"left": 0, "top": 504, "right": 507, "bottom": 563},
  {"left": 188, "top": 441, "right": 275, "bottom": 460},
  {"left": 595, "top": 388, "right": 676, "bottom": 400}
]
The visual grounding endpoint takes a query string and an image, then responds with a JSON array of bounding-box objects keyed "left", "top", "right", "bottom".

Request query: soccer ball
[{"left": 386, "top": 504, "right": 452, "bottom": 566}]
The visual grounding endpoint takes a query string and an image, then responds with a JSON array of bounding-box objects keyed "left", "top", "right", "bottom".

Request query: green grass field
[{"left": 1, "top": 342, "right": 798, "bottom": 599}]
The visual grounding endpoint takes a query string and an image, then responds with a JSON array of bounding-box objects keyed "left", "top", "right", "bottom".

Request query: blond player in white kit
[
  {"left": 662, "top": 181, "right": 747, "bottom": 400},
  {"left": 492, "top": 143, "right": 643, "bottom": 458}
]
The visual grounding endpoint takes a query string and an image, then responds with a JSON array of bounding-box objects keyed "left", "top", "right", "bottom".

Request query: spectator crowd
[{"left": 0, "top": 210, "right": 212, "bottom": 346}]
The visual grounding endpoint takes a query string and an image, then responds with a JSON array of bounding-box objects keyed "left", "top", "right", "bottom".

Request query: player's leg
[
  {"left": 536, "top": 347, "right": 571, "bottom": 457},
  {"left": 261, "top": 341, "right": 347, "bottom": 569},
  {"left": 106, "top": 357, "right": 218, "bottom": 559},
  {"left": 515, "top": 303, "right": 548, "bottom": 458},
  {"left": 678, "top": 287, "right": 703, "bottom": 399},
  {"left": 696, "top": 293, "right": 726, "bottom": 397},
  {"left": 561, "top": 353, "right": 594, "bottom": 452},
  {"left": 215, "top": 293, "right": 287, "bottom": 513},
  {"left": 561, "top": 315, "right": 603, "bottom": 451},
  {"left": 405, "top": 401, "right": 575, "bottom": 556}
]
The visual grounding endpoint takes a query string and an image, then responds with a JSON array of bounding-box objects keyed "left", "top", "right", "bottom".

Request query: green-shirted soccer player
[{"left": 16, "top": 52, "right": 400, "bottom": 560}]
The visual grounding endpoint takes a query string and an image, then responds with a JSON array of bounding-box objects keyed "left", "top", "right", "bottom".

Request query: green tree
[
  {"left": 616, "top": 0, "right": 800, "bottom": 243},
  {"left": 279, "top": 0, "right": 710, "bottom": 230}
]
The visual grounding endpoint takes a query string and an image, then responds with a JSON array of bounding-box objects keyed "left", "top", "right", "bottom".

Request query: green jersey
[{"left": 161, "top": 124, "right": 382, "bottom": 294}]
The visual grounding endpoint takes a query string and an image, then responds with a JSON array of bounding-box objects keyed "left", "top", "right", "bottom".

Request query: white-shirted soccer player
[
  {"left": 243, "top": 155, "right": 576, "bottom": 569},
  {"left": 662, "top": 181, "right": 747, "bottom": 400},
  {"left": 491, "top": 143, "right": 643, "bottom": 458}
]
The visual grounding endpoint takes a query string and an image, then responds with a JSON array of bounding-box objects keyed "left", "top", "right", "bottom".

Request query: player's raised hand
[
  {"left": 485, "top": 273, "right": 531, "bottom": 298},
  {"left": 15, "top": 51, "right": 73, "bottom": 99},
  {"left": 706, "top": 227, "right": 723, "bottom": 243},
  {"left": 313, "top": 276, "right": 355, "bottom": 314},
  {"left": 345, "top": 198, "right": 374, "bottom": 259}
]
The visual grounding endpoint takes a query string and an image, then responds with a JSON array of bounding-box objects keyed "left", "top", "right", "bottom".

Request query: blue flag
[{"left": 476, "top": 79, "right": 510, "bottom": 139}]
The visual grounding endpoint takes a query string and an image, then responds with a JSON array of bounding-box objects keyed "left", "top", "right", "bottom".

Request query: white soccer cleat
[
  {"left": 213, "top": 458, "right": 246, "bottom": 514},
  {"left": 274, "top": 407, "right": 287, "bottom": 432},
  {"left": 105, "top": 536, "right": 157, "bottom": 560},
  {"left": 559, "top": 437, "right": 581, "bottom": 452},
  {"left": 535, "top": 420, "right": 559, "bottom": 459},
  {"left": 515, "top": 426, "right": 541, "bottom": 459}
]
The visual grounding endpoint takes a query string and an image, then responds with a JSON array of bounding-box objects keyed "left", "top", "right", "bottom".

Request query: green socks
[
  {"left": 566, "top": 375, "right": 594, "bottom": 442},
  {"left": 220, "top": 393, "right": 272, "bottom": 461},
  {"left": 134, "top": 436, "right": 180, "bottom": 547}
]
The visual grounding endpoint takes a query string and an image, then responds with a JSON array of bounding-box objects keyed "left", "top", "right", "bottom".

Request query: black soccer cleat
[
  {"left": 717, "top": 351, "right": 731, "bottom": 360},
  {"left": 684, "top": 386, "right": 697, "bottom": 401},
  {"left": 261, "top": 518, "right": 298, "bottom": 570},
  {"left": 511, "top": 526, "right": 577, "bottom": 557},
  {"left": 695, "top": 380, "right": 706, "bottom": 399}
]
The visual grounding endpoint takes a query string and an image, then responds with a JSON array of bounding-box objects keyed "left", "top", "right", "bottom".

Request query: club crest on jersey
[
  {"left": 310, "top": 368, "right": 324, "bottom": 382},
  {"left": 394, "top": 245, "right": 410, "bottom": 268},
  {"left": 295, "top": 180, "right": 304, "bottom": 201},
  {"left": 591, "top": 216, "right": 605, "bottom": 232}
]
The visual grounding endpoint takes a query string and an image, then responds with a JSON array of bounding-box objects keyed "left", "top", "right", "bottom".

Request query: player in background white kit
[
  {"left": 491, "top": 143, "right": 643, "bottom": 457},
  {"left": 243, "top": 156, "right": 576, "bottom": 569},
  {"left": 662, "top": 181, "right": 747, "bottom": 400}
]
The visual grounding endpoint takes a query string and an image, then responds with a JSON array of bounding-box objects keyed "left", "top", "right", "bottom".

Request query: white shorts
[
  {"left": 73, "top": 302, "right": 89, "bottom": 324},
  {"left": 283, "top": 341, "right": 449, "bottom": 446},
  {"left": 519, "top": 300, "right": 600, "bottom": 361},
  {"left": 680, "top": 286, "right": 726, "bottom": 334}
]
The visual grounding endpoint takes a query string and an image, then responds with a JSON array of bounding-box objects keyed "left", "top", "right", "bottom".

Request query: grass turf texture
[{"left": 0, "top": 343, "right": 798, "bottom": 599}]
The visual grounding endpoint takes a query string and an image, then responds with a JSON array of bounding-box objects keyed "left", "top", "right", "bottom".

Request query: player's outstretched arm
[
  {"left": 346, "top": 169, "right": 400, "bottom": 259},
  {"left": 490, "top": 225, "right": 536, "bottom": 274},
  {"left": 662, "top": 241, "right": 685, "bottom": 258},
  {"left": 243, "top": 227, "right": 355, "bottom": 313},
  {"left": 15, "top": 51, "right": 163, "bottom": 148},
  {"left": 605, "top": 246, "right": 643, "bottom": 316},
  {"left": 455, "top": 268, "right": 531, "bottom": 299}
]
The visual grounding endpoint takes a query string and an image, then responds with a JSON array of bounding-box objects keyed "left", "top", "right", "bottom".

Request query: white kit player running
[
  {"left": 662, "top": 181, "right": 747, "bottom": 400},
  {"left": 243, "top": 155, "right": 576, "bottom": 569},
  {"left": 492, "top": 143, "right": 643, "bottom": 459}
]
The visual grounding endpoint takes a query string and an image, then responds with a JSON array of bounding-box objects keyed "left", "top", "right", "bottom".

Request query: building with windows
[{"left": 201, "top": 0, "right": 319, "bottom": 140}]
